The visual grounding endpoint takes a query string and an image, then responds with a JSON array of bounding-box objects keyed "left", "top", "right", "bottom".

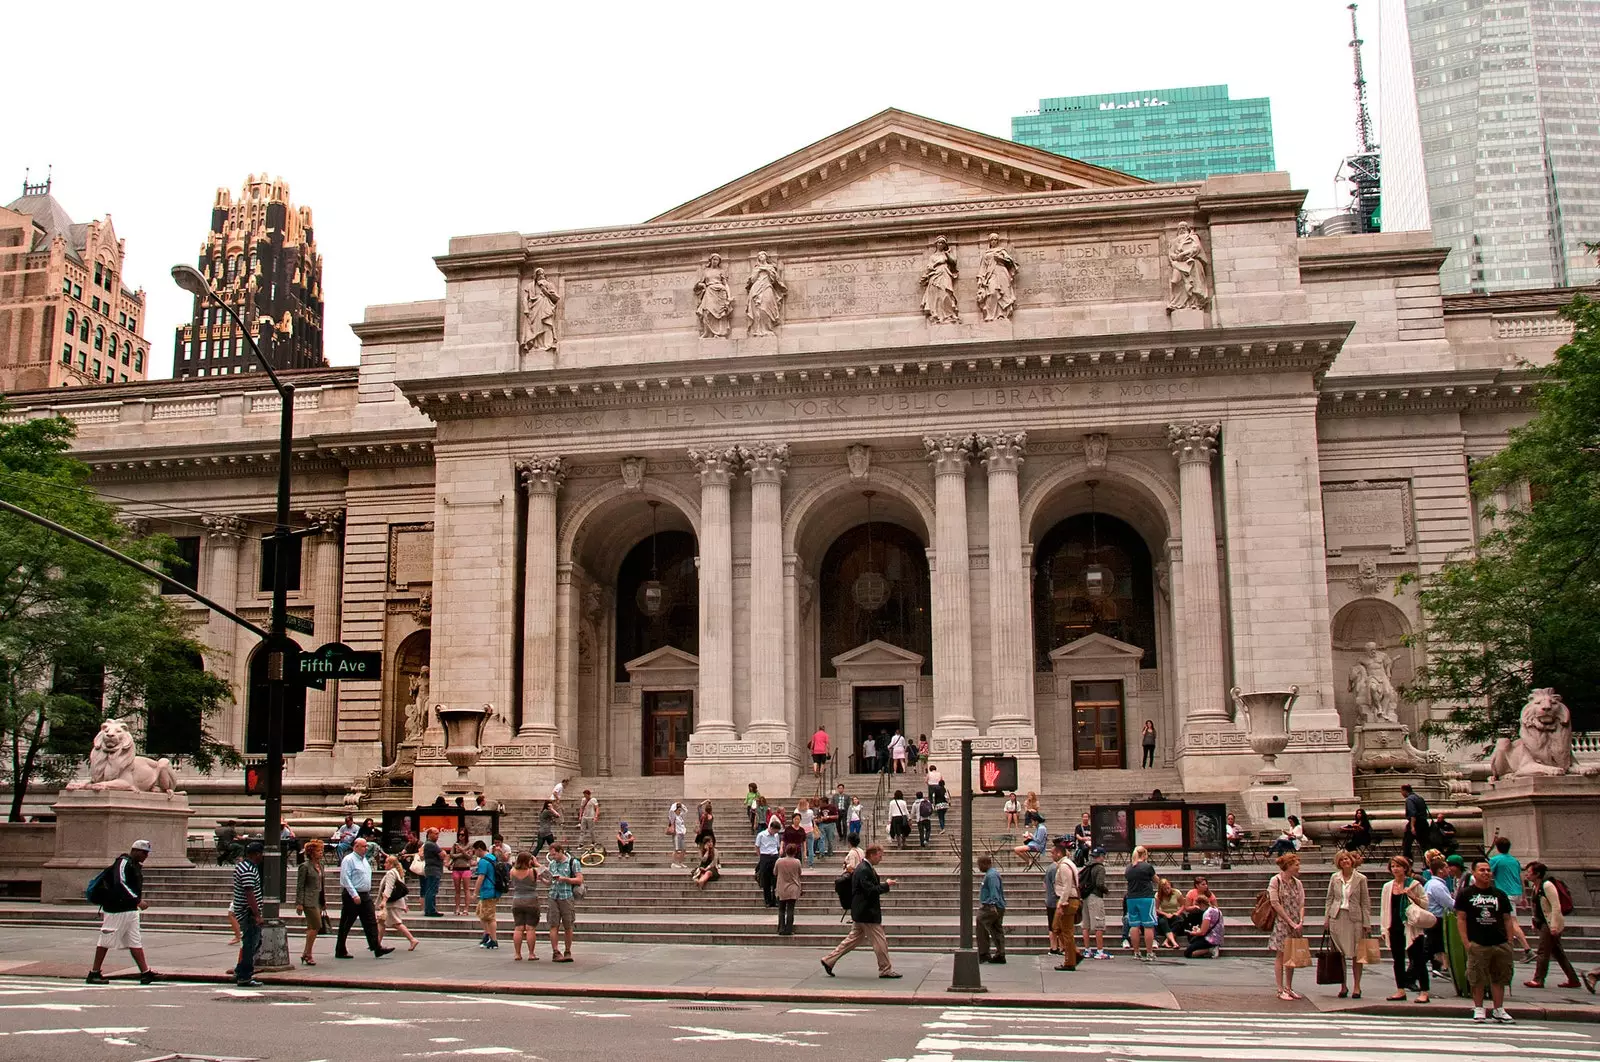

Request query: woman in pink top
[{"left": 809, "top": 726, "right": 830, "bottom": 777}]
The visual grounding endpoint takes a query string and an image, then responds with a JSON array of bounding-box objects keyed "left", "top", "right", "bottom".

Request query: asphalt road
[{"left": 0, "top": 976, "right": 1597, "bottom": 1062}]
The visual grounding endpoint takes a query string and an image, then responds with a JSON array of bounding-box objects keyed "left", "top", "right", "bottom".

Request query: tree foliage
[
  {"left": 0, "top": 402, "right": 237, "bottom": 820},
  {"left": 1402, "top": 295, "right": 1600, "bottom": 747}
]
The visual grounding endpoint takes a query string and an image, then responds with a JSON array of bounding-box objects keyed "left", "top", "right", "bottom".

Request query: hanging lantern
[
  {"left": 1083, "top": 479, "right": 1111, "bottom": 600},
  {"left": 852, "top": 490, "right": 889, "bottom": 611},
  {"left": 637, "top": 501, "right": 666, "bottom": 617}
]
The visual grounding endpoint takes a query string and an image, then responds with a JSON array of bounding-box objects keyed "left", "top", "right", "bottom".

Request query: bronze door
[
  {"left": 1071, "top": 680, "right": 1125, "bottom": 770},
  {"left": 643, "top": 690, "right": 693, "bottom": 776}
]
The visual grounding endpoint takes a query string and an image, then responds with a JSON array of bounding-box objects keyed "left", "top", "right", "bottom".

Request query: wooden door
[
  {"left": 1071, "top": 680, "right": 1125, "bottom": 770},
  {"left": 643, "top": 690, "right": 693, "bottom": 776}
]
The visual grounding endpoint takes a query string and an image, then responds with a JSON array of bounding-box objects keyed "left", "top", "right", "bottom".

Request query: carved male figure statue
[
  {"left": 1348, "top": 641, "right": 1401, "bottom": 724},
  {"left": 521, "top": 268, "right": 560, "bottom": 352},
  {"left": 1165, "top": 222, "right": 1211, "bottom": 312},
  {"left": 745, "top": 251, "right": 786, "bottom": 336},
  {"left": 919, "top": 235, "right": 960, "bottom": 324},
  {"left": 404, "top": 665, "right": 431, "bottom": 741},
  {"left": 693, "top": 254, "right": 733, "bottom": 338},
  {"left": 975, "top": 232, "right": 1018, "bottom": 322}
]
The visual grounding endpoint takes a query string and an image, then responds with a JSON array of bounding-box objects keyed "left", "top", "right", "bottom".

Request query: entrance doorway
[
  {"left": 852, "top": 685, "right": 904, "bottom": 772},
  {"left": 642, "top": 690, "right": 693, "bottom": 776},
  {"left": 1071, "top": 680, "right": 1125, "bottom": 770}
]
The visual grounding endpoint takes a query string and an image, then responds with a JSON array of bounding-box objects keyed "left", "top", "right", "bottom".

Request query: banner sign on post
[{"left": 296, "top": 642, "right": 382, "bottom": 690}]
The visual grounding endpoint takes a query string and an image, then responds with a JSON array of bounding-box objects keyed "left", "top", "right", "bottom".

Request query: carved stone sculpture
[
  {"left": 403, "top": 665, "right": 431, "bottom": 742},
  {"left": 1351, "top": 557, "right": 1385, "bottom": 596},
  {"left": 66, "top": 719, "right": 177, "bottom": 793},
  {"left": 1083, "top": 432, "right": 1108, "bottom": 470},
  {"left": 1165, "top": 222, "right": 1211, "bottom": 312},
  {"left": 1348, "top": 641, "right": 1401, "bottom": 724},
  {"left": 1487, "top": 688, "right": 1600, "bottom": 778},
  {"left": 919, "top": 235, "right": 960, "bottom": 324},
  {"left": 520, "top": 267, "right": 559, "bottom": 352},
  {"left": 745, "top": 252, "right": 786, "bottom": 336},
  {"left": 975, "top": 232, "right": 1018, "bottom": 322},
  {"left": 620, "top": 456, "right": 646, "bottom": 492},
  {"left": 693, "top": 254, "right": 733, "bottom": 338},
  {"left": 846, "top": 444, "right": 871, "bottom": 482}
]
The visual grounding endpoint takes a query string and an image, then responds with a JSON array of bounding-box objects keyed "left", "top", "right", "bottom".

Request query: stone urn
[
  {"left": 1231, "top": 685, "right": 1299, "bottom": 783},
  {"left": 436, "top": 703, "right": 491, "bottom": 779}
]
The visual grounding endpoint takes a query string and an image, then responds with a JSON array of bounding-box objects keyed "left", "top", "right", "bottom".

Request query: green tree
[
  {"left": 1402, "top": 295, "right": 1600, "bottom": 747},
  {"left": 0, "top": 403, "right": 237, "bottom": 821}
]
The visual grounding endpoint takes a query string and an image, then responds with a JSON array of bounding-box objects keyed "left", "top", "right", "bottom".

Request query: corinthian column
[
  {"left": 689, "top": 445, "right": 739, "bottom": 737},
  {"left": 978, "top": 431, "right": 1031, "bottom": 731},
  {"left": 303, "top": 508, "right": 345, "bottom": 752},
  {"left": 517, "top": 456, "right": 565, "bottom": 738},
  {"left": 1168, "top": 421, "right": 1228, "bottom": 724},
  {"left": 742, "top": 442, "right": 789, "bottom": 739},
  {"left": 925, "top": 433, "right": 977, "bottom": 733},
  {"left": 200, "top": 515, "right": 247, "bottom": 747}
]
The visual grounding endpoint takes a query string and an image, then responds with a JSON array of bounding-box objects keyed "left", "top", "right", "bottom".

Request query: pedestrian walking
[
  {"left": 1457, "top": 858, "right": 1518, "bottom": 1022},
  {"left": 419, "top": 828, "right": 444, "bottom": 917},
  {"left": 1081, "top": 847, "right": 1110, "bottom": 959},
  {"left": 335, "top": 837, "right": 393, "bottom": 960},
  {"left": 917, "top": 734, "right": 930, "bottom": 772},
  {"left": 926, "top": 767, "right": 948, "bottom": 831},
  {"left": 860, "top": 733, "right": 876, "bottom": 774},
  {"left": 1400, "top": 783, "right": 1429, "bottom": 862},
  {"left": 887, "top": 790, "right": 912, "bottom": 849},
  {"left": 508, "top": 851, "right": 543, "bottom": 961},
  {"left": 616, "top": 821, "right": 635, "bottom": 859},
  {"left": 847, "top": 795, "right": 863, "bottom": 838},
  {"left": 545, "top": 840, "right": 583, "bottom": 962},
  {"left": 1267, "top": 851, "right": 1306, "bottom": 1001},
  {"left": 888, "top": 729, "right": 908, "bottom": 773},
  {"left": 667, "top": 802, "right": 688, "bottom": 867},
  {"left": 796, "top": 799, "right": 816, "bottom": 867},
  {"left": 230, "top": 841, "right": 267, "bottom": 986},
  {"left": 1140, "top": 720, "right": 1156, "bottom": 768},
  {"left": 756, "top": 816, "right": 782, "bottom": 907},
  {"left": 1380, "top": 856, "right": 1431, "bottom": 1002},
  {"left": 1524, "top": 861, "right": 1580, "bottom": 989},
  {"left": 1323, "top": 849, "right": 1371, "bottom": 998},
  {"left": 295, "top": 838, "right": 326, "bottom": 966},
  {"left": 976, "top": 855, "right": 1007, "bottom": 963},
  {"left": 533, "top": 800, "right": 560, "bottom": 856},
  {"left": 746, "top": 783, "right": 762, "bottom": 833},
  {"left": 820, "top": 843, "right": 900, "bottom": 978},
  {"left": 577, "top": 790, "right": 600, "bottom": 848},
  {"left": 376, "top": 854, "right": 420, "bottom": 951},
  {"left": 470, "top": 840, "right": 502, "bottom": 950},
  {"left": 831, "top": 784, "right": 851, "bottom": 840},
  {"left": 809, "top": 724, "right": 830, "bottom": 777},
  {"left": 1124, "top": 845, "right": 1159, "bottom": 961},
  {"left": 85, "top": 840, "right": 156, "bottom": 985},
  {"left": 450, "top": 836, "right": 474, "bottom": 914},
  {"left": 1053, "top": 845, "right": 1081, "bottom": 971},
  {"left": 775, "top": 843, "right": 803, "bottom": 935},
  {"left": 1487, "top": 835, "right": 1532, "bottom": 956},
  {"left": 914, "top": 791, "right": 933, "bottom": 848}
]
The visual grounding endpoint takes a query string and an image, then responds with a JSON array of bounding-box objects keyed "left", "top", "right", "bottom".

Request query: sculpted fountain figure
[{"left": 1348, "top": 641, "right": 1401, "bottom": 724}]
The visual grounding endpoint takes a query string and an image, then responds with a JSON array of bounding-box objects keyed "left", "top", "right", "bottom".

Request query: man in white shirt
[
  {"left": 577, "top": 790, "right": 600, "bottom": 847},
  {"left": 755, "top": 819, "right": 782, "bottom": 907},
  {"left": 861, "top": 736, "right": 876, "bottom": 774},
  {"left": 335, "top": 838, "right": 391, "bottom": 959}
]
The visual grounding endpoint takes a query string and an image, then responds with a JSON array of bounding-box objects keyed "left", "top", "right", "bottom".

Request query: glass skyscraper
[{"left": 1010, "top": 85, "right": 1275, "bottom": 184}]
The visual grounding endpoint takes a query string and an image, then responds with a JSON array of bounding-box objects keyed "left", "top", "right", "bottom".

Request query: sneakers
[
  {"left": 1090, "top": 949, "right": 1112, "bottom": 960},
  {"left": 1472, "top": 1007, "right": 1486, "bottom": 1023},
  {"left": 85, "top": 971, "right": 110, "bottom": 985},
  {"left": 481, "top": 940, "right": 498, "bottom": 950},
  {"left": 236, "top": 979, "right": 264, "bottom": 988},
  {"left": 1491, "top": 1008, "right": 1515, "bottom": 1024},
  {"left": 139, "top": 970, "right": 158, "bottom": 985}
]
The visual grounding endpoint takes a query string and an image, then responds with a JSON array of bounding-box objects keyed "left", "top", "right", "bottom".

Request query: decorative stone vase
[
  {"left": 436, "top": 704, "right": 491, "bottom": 779},
  {"left": 1231, "top": 685, "right": 1298, "bottom": 782}
]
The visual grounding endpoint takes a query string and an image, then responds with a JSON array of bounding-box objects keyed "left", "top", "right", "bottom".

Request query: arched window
[
  {"left": 133, "top": 350, "right": 144, "bottom": 373},
  {"left": 64, "top": 309, "right": 75, "bottom": 335},
  {"left": 614, "top": 530, "right": 699, "bottom": 682},
  {"left": 122, "top": 340, "right": 131, "bottom": 364},
  {"left": 1031, "top": 513, "right": 1157, "bottom": 670},
  {"left": 79, "top": 319, "right": 89, "bottom": 342},
  {"left": 109, "top": 332, "right": 118, "bottom": 354},
  {"left": 818, "top": 522, "right": 933, "bottom": 677},
  {"left": 93, "top": 262, "right": 103, "bottom": 285},
  {"left": 94, "top": 326, "right": 104, "bottom": 351}
]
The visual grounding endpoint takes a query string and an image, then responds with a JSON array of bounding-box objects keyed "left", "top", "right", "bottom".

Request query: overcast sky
[{"left": 6, "top": 1, "right": 1381, "bottom": 378}]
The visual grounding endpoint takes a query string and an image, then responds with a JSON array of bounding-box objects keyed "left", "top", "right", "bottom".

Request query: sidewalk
[{"left": 1, "top": 924, "right": 1595, "bottom": 1022}]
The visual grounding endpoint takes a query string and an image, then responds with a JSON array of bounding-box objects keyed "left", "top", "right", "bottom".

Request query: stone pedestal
[
  {"left": 1478, "top": 775, "right": 1600, "bottom": 865},
  {"left": 1169, "top": 308, "right": 1206, "bottom": 331},
  {"left": 1353, "top": 721, "right": 1437, "bottom": 772},
  {"left": 1242, "top": 782, "right": 1302, "bottom": 828},
  {"left": 41, "top": 789, "right": 193, "bottom": 904}
]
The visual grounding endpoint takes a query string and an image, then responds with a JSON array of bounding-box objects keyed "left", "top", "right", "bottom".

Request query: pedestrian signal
[
  {"left": 244, "top": 760, "right": 268, "bottom": 796},
  {"left": 978, "top": 755, "right": 1018, "bottom": 793}
]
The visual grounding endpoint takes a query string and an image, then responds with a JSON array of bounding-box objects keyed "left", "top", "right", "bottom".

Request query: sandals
[
  {"left": 1583, "top": 972, "right": 1598, "bottom": 994},
  {"left": 300, "top": 957, "right": 316, "bottom": 966},
  {"left": 1386, "top": 992, "right": 1407, "bottom": 1001},
  {"left": 1277, "top": 990, "right": 1296, "bottom": 1001}
]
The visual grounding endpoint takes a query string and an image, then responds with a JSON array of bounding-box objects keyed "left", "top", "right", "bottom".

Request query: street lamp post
[{"left": 172, "top": 264, "right": 294, "bottom": 968}]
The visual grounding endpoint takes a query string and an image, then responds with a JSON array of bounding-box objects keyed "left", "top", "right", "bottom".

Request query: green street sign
[
  {"left": 297, "top": 641, "right": 382, "bottom": 690},
  {"left": 284, "top": 613, "right": 314, "bottom": 636}
]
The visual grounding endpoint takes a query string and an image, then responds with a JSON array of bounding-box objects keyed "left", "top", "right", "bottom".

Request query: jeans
[
  {"left": 1185, "top": 934, "right": 1218, "bottom": 957},
  {"left": 917, "top": 819, "right": 931, "bottom": 847},
  {"left": 804, "top": 838, "right": 815, "bottom": 868},
  {"left": 235, "top": 918, "right": 261, "bottom": 983},
  {"left": 420, "top": 873, "right": 441, "bottom": 916},
  {"left": 777, "top": 899, "right": 796, "bottom": 935},
  {"left": 1141, "top": 745, "right": 1155, "bottom": 768},
  {"left": 935, "top": 807, "right": 947, "bottom": 830},
  {"left": 533, "top": 834, "right": 553, "bottom": 856}
]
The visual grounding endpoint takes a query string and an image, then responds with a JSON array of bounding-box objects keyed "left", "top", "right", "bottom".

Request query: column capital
[
  {"left": 740, "top": 441, "right": 790, "bottom": 484},
  {"left": 688, "top": 445, "right": 741, "bottom": 486},
  {"left": 304, "top": 507, "right": 345, "bottom": 535},
  {"left": 114, "top": 512, "right": 150, "bottom": 537},
  {"left": 201, "top": 515, "right": 249, "bottom": 542},
  {"left": 516, "top": 455, "right": 567, "bottom": 495},
  {"left": 924, "top": 432, "right": 975, "bottom": 476},
  {"left": 977, "top": 430, "right": 1027, "bottom": 474},
  {"left": 1167, "top": 421, "right": 1220, "bottom": 465}
]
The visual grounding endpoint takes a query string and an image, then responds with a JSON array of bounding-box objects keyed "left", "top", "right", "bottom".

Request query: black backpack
[
  {"left": 1084, "top": 862, "right": 1107, "bottom": 897},
  {"left": 491, "top": 856, "right": 511, "bottom": 896},
  {"left": 834, "top": 866, "right": 855, "bottom": 911}
]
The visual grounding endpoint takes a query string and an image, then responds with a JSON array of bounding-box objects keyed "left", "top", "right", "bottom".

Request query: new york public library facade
[{"left": 8, "top": 110, "right": 1572, "bottom": 821}]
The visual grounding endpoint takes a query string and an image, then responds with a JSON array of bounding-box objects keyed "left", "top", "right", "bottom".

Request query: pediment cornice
[{"left": 1318, "top": 368, "right": 1539, "bottom": 418}]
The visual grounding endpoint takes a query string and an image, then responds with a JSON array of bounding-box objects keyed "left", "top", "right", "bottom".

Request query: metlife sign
[{"left": 1099, "top": 96, "right": 1169, "bottom": 110}]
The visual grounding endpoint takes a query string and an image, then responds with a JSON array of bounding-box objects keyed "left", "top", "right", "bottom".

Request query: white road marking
[
  {"left": 671, "top": 1025, "right": 822, "bottom": 1048},
  {"left": 430, "top": 1038, "right": 466, "bottom": 1043},
  {"left": 0, "top": 1003, "right": 100, "bottom": 1011},
  {"left": 454, "top": 997, "right": 565, "bottom": 1012},
  {"left": 102, "top": 1036, "right": 138, "bottom": 1046},
  {"left": 570, "top": 1011, "right": 629, "bottom": 1018},
  {"left": 787, "top": 1007, "right": 867, "bottom": 1016}
]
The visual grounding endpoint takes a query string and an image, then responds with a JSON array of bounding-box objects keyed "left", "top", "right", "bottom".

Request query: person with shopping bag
[
  {"left": 1267, "top": 852, "right": 1308, "bottom": 1001},
  {"left": 1380, "top": 855, "right": 1434, "bottom": 1003},
  {"left": 1322, "top": 849, "right": 1371, "bottom": 998}
]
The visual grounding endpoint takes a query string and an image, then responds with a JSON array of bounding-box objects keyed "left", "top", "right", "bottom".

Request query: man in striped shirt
[{"left": 230, "top": 841, "right": 265, "bottom": 987}]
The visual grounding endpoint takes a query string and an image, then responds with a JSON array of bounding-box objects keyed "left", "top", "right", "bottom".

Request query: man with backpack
[
  {"left": 86, "top": 840, "right": 156, "bottom": 985},
  {"left": 545, "top": 840, "right": 584, "bottom": 962},
  {"left": 1525, "top": 861, "right": 1580, "bottom": 989},
  {"left": 1080, "top": 847, "right": 1111, "bottom": 960},
  {"left": 914, "top": 792, "right": 934, "bottom": 848},
  {"left": 471, "top": 840, "right": 504, "bottom": 950}
]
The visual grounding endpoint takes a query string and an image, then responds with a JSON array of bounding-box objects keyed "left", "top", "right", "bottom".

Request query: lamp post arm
[{"left": 204, "top": 285, "right": 286, "bottom": 397}]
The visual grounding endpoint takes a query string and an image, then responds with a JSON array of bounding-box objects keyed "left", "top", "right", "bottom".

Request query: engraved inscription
[
  {"left": 1018, "top": 238, "right": 1164, "bottom": 305},
  {"left": 1323, "top": 486, "right": 1410, "bottom": 552},
  {"left": 783, "top": 254, "right": 925, "bottom": 321},
  {"left": 390, "top": 526, "right": 435, "bottom": 586},
  {"left": 561, "top": 271, "right": 700, "bottom": 337}
]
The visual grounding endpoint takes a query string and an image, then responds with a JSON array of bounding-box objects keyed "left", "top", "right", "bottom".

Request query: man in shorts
[
  {"left": 1457, "top": 859, "right": 1518, "bottom": 1023},
  {"left": 1081, "top": 847, "right": 1110, "bottom": 959},
  {"left": 471, "top": 840, "right": 501, "bottom": 950},
  {"left": 86, "top": 840, "right": 156, "bottom": 984},
  {"left": 809, "top": 725, "right": 830, "bottom": 777},
  {"left": 546, "top": 841, "right": 583, "bottom": 962}
]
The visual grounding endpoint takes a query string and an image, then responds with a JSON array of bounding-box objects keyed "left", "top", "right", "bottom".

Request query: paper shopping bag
[{"left": 1282, "top": 936, "right": 1312, "bottom": 969}]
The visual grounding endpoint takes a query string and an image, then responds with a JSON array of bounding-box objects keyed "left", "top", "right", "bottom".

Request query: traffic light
[
  {"left": 978, "top": 755, "right": 1018, "bottom": 793},
  {"left": 244, "top": 760, "right": 268, "bottom": 796}
]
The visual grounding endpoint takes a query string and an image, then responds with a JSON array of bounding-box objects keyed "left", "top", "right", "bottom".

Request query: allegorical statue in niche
[
  {"left": 1348, "top": 641, "right": 1401, "bottom": 725},
  {"left": 520, "top": 267, "right": 559, "bottom": 352},
  {"left": 1166, "top": 222, "right": 1211, "bottom": 312},
  {"left": 404, "top": 665, "right": 431, "bottom": 741},
  {"left": 920, "top": 235, "right": 960, "bottom": 324},
  {"left": 975, "top": 232, "right": 1019, "bottom": 322},
  {"left": 693, "top": 253, "right": 733, "bottom": 338},
  {"left": 745, "top": 251, "right": 786, "bottom": 337}
]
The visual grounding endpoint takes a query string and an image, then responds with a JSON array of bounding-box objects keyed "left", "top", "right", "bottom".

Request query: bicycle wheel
[{"left": 579, "top": 848, "right": 605, "bottom": 867}]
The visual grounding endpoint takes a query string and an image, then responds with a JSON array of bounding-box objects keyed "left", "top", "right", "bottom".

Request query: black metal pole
[
  {"left": 263, "top": 382, "right": 293, "bottom": 912},
  {"left": 949, "top": 738, "right": 984, "bottom": 992}
]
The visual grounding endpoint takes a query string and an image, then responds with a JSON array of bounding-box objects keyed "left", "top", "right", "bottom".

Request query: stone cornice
[
  {"left": 399, "top": 320, "right": 1352, "bottom": 422},
  {"left": 1297, "top": 242, "right": 1451, "bottom": 280},
  {"left": 349, "top": 311, "right": 446, "bottom": 344},
  {"left": 1442, "top": 286, "right": 1596, "bottom": 316},
  {"left": 1195, "top": 189, "right": 1308, "bottom": 224},
  {"left": 1318, "top": 367, "right": 1540, "bottom": 417},
  {"left": 81, "top": 430, "right": 437, "bottom": 482},
  {"left": 432, "top": 244, "right": 525, "bottom": 283}
]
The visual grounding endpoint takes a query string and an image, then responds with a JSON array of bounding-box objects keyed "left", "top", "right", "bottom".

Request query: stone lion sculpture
[
  {"left": 65, "top": 718, "right": 178, "bottom": 793},
  {"left": 1486, "top": 688, "right": 1600, "bottom": 779}
]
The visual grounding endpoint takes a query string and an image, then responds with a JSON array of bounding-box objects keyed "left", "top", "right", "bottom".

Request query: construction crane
[{"left": 1338, "top": 2, "right": 1382, "bottom": 233}]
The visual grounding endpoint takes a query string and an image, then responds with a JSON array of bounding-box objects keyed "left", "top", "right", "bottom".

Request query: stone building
[
  {"left": 172, "top": 174, "right": 325, "bottom": 379},
  {"left": 0, "top": 176, "right": 151, "bottom": 391},
  {"left": 3, "top": 111, "right": 1576, "bottom": 819}
]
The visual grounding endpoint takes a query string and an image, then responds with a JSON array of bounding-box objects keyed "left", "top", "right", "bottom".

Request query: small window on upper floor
[
  {"left": 134, "top": 351, "right": 144, "bottom": 373},
  {"left": 122, "top": 341, "right": 130, "bottom": 364},
  {"left": 128, "top": 316, "right": 136, "bottom": 331},
  {"left": 162, "top": 536, "right": 201, "bottom": 594},
  {"left": 77, "top": 352, "right": 86, "bottom": 370},
  {"left": 119, "top": 312, "right": 126, "bottom": 326},
  {"left": 65, "top": 309, "right": 75, "bottom": 334},
  {"left": 73, "top": 284, "right": 82, "bottom": 299},
  {"left": 79, "top": 319, "right": 89, "bottom": 342},
  {"left": 259, "top": 534, "right": 303, "bottom": 593},
  {"left": 120, "top": 374, "right": 127, "bottom": 383},
  {"left": 94, "top": 263, "right": 103, "bottom": 285},
  {"left": 94, "top": 327, "right": 104, "bottom": 351},
  {"left": 62, "top": 278, "right": 72, "bottom": 295},
  {"left": 61, "top": 345, "right": 72, "bottom": 364},
  {"left": 93, "top": 359, "right": 101, "bottom": 376}
]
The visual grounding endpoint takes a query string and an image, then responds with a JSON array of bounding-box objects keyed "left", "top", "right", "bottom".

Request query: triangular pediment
[
  {"left": 830, "top": 639, "right": 925, "bottom": 669},
  {"left": 652, "top": 108, "right": 1145, "bottom": 222},
  {"left": 1048, "top": 633, "right": 1146, "bottom": 662},
  {"left": 623, "top": 645, "right": 700, "bottom": 674}
]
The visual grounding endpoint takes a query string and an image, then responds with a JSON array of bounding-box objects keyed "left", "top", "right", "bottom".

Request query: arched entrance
[
  {"left": 615, "top": 530, "right": 699, "bottom": 777},
  {"left": 388, "top": 630, "right": 431, "bottom": 765},
  {"left": 245, "top": 642, "right": 307, "bottom": 755}
]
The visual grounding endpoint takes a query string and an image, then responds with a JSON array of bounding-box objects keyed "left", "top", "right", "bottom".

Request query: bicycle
[{"left": 576, "top": 842, "right": 606, "bottom": 868}]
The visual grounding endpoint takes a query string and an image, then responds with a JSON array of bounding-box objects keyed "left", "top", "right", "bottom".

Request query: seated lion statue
[
  {"left": 64, "top": 718, "right": 178, "bottom": 793},
  {"left": 1487, "top": 688, "right": 1600, "bottom": 779}
]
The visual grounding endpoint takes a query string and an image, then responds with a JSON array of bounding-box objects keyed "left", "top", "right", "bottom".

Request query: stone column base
[
  {"left": 684, "top": 738, "right": 798, "bottom": 798},
  {"left": 41, "top": 789, "right": 193, "bottom": 904},
  {"left": 412, "top": 740, "right": 580, "bottom": 804},
  {"left": 1478, "top": 775, "right": 1600, "bottom": 865}
]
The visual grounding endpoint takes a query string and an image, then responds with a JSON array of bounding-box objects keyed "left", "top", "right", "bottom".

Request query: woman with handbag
[
  {"left": 1267, "top": 852, "right": 1307, "bottom": 1001},
  {"left": 294, "top": 839, "right": 325, "bottom": 966},
  {"left": 887, "top": 791, "right": 912, "bottom": 849},
  {"left": 376, "top": 854, "right": 420, "bottom": 951},
  {"left": 1323, "top": 848, "right": 1371, "bottom": 998},
  {"left": 1380, "top": 855, "right": 1431, "bottom": 1002}
]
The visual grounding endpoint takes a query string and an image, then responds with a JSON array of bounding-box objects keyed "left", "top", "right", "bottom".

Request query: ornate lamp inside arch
[
  {"left": 852, "top": 491, "right": 890, "bottom": 611},
  {"left": 637, "top": 500, "right": 666, "bottom": 617},
  {"left": 1082, "top": 480, "right": 1114, "bottom": 602}
]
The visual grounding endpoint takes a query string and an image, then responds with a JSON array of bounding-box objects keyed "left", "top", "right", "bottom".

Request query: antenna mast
[
  {"left": 1349, "top": 2, "right": 1374, "bottom": 153},
  {"left": 1333, "top": 2, "right": 1382, "bottom": 234}
]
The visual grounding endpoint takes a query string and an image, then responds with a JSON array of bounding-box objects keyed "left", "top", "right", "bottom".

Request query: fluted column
[
  {"left": 201, "top": 515, "right": 247, "bottom": 747},
  {"left": 690, "top": 445, "right": 738, "bottom": 737},
  {"left": 742, "top": 442, "right": 789, "bottom": 738},
  {"left": 517, "top": 456, "right": 565, "bottom": 738},
  {"left": 303, "top": 508, "right": 344, "bottom": 752},
  {"left": 979, "top": 431, "right": 1031, "bottom": 731},
  {"left": 925, "top": 433, "right": 977, "bottom": 732},
  {"left": 1168, "top": 422, "right": 1228, "bottom": 724}
]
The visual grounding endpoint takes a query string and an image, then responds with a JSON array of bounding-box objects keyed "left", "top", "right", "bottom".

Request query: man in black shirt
[
  {"left": 421, "top": 828, "right": 445, "bottom": 917},
  {"left": 1456, "top": 859, "right": 1517, "bottom": 1023},
  {"left": 1401, "top": 784, "right": 1429, "bottom": 861},
  {"left": 87, "top": 840, "right": 156, "bottom": 985}
]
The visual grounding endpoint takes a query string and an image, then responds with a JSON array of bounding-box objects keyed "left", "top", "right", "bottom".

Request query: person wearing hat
[
  {"left": 1081, "top": 847, "right": 1111, "bottom": 960},
  {"left": 86, "top": 840, "right": 156, "bottom": 985},
  {"left": 230, "top": 840, "right": 266, "bottom": 986}
]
